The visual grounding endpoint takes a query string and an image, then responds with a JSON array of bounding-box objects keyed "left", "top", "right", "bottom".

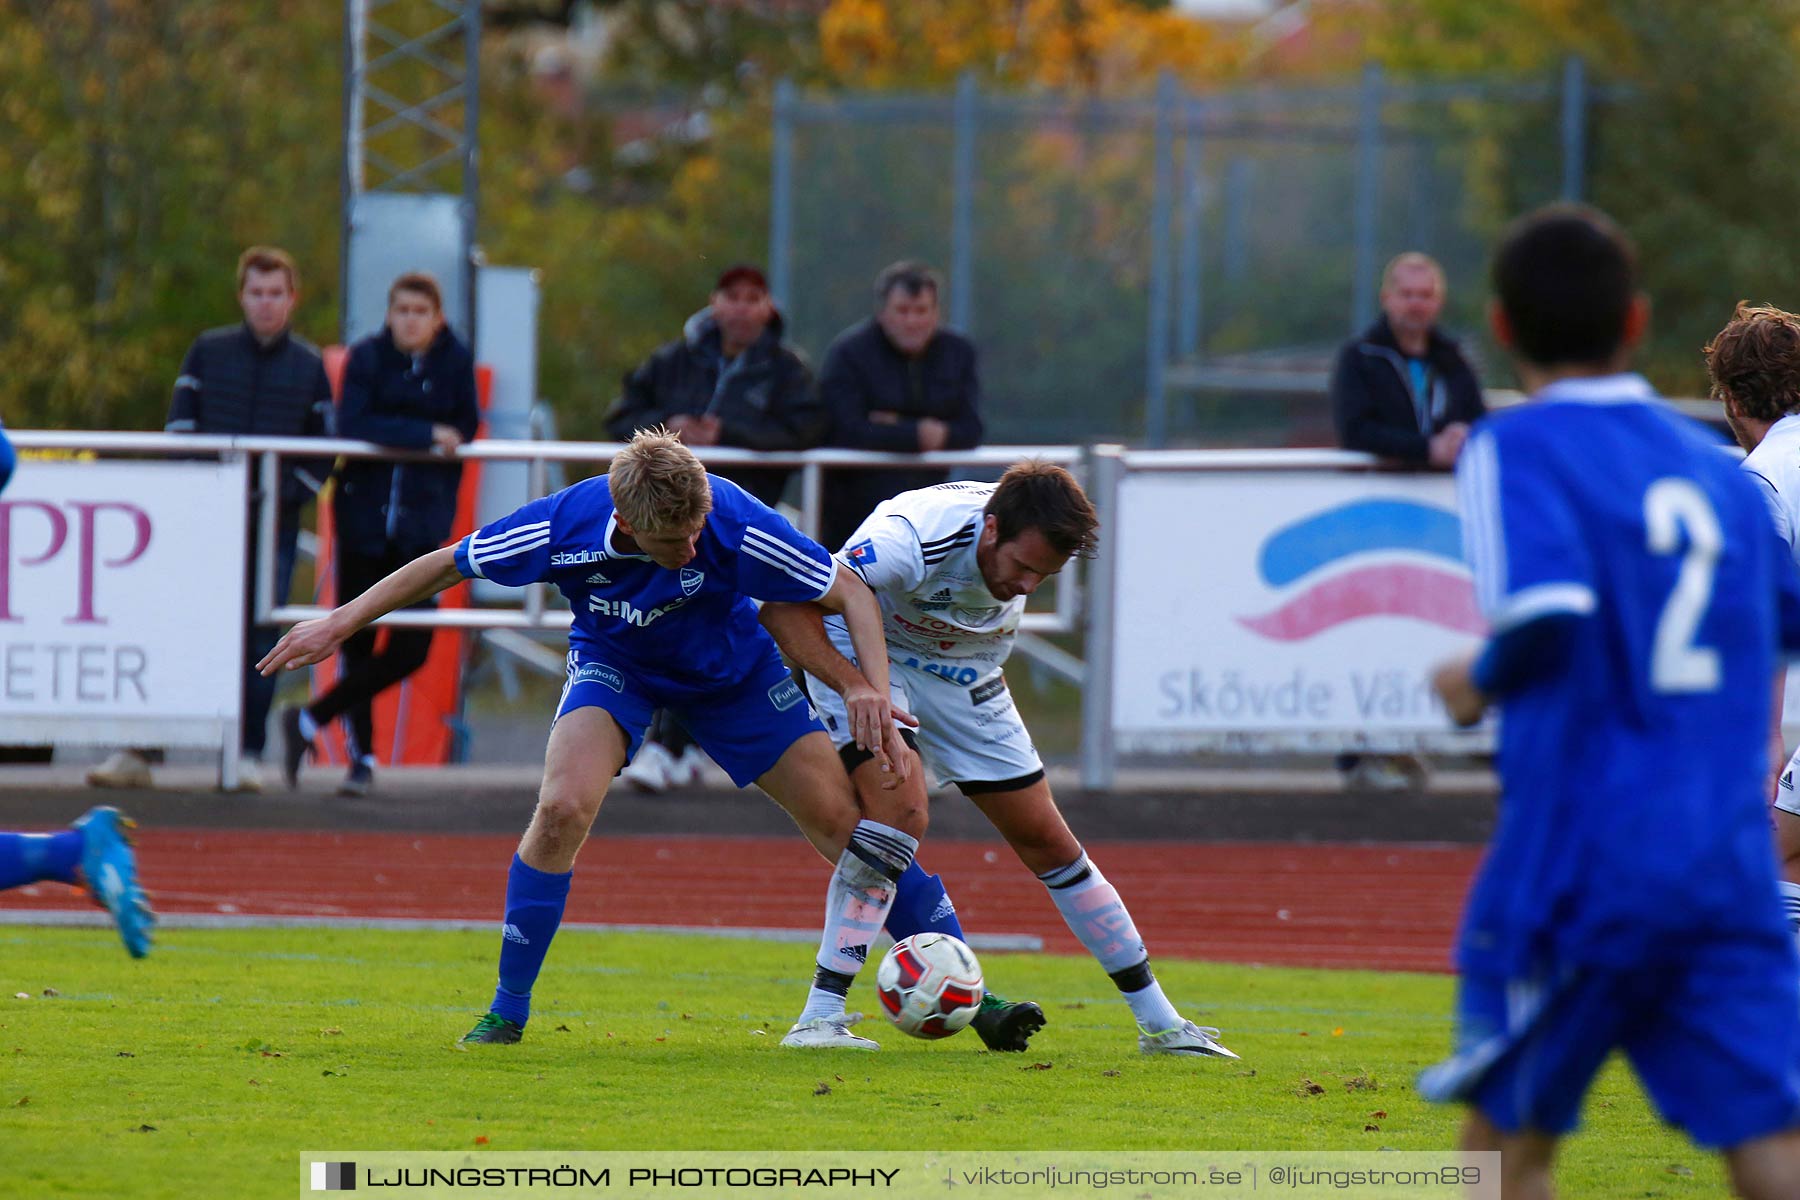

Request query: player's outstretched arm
[{"left": 257, "top": 546, "right": 464, "bottom": 676}]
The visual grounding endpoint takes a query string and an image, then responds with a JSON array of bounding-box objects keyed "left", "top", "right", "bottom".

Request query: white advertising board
[
  {"left": 0, "top": 458, "right": 247, "bottom": 747},
  {"left": 1111, "top": 471, "right": 1490, "bottom": 752}
]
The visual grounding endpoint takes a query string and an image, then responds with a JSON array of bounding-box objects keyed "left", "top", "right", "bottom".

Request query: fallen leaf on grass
[
  {"left": 1363, "top": 1124, "right": 1379, "bottom": 1132},
  {"left": 41, "top": 988, "right": 59, "bottom": 998},
  {"left": 1665, "top": 1165, "right": 1694, "bottom": 1178},
  {"left": 14, "top": 1097, "right": 26, "bottom": 1106},
  {"left": 474, "top": 1136, "right": 489, "bottom": 1146},
  {"left": 1341, "top": 1073, "right": 1379, "bottom": 1092},
  {"left": 813, "top": 1083, "right": 832, "bottom": 1096},
  {"left": 319, "top": 1028, "right": 342, "bottom": 1036},
  {"left": 1021, "top": 1062, "right": 1054, "bottom": 1071},
  {"left": 1101, "top": 1070, "right": 1121, "bottom": 1078},
  {"left": 554, "top": 1025, "right": 571, "bottom": 1033},
  {"left": 116, "top": 1052, "right": 135, "bottom": 1058},
  {"left": 1295, "top": 1079, "right": 1326, "bottom": 1096},
  {"left": 1331, "top": 1027, "right": 1343, "bottom": 1037},
  {"left": 1370, "top": 1110, "right": 1387, "bottom": 1119},
  {"left": 133, "top": 1125, "right": 157, "bottom": 1133}
]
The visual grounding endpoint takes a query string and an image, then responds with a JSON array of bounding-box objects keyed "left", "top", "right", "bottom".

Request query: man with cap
[{"left": 604, "top": 264, "right": 827, "bottom": 789}]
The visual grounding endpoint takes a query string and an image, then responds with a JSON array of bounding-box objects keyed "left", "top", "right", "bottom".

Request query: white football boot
[
  {"left": 780, "top": 1014, "right": 879, "bottom": 1050},
  {"left": 1139, "top": 1019, "right": 1240, "bottom": 1060}
]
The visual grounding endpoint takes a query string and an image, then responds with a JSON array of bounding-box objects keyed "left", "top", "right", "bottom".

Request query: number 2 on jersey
[{"left": 1644, "top": 478, "right": 1722, "bottom": 693}]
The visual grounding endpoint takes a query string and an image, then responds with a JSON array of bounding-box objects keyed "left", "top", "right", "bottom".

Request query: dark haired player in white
[{"left": 765, "top": 461, "right": 1238, "bottom": 1059}]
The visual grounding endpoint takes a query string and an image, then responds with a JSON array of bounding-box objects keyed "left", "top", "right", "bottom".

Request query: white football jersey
[
  {"left": 830, "top": 482, "right": 1022, "bottom": 678},
  {"left": 1742, "top": 412, "right": 1800, "bottom": 564}
]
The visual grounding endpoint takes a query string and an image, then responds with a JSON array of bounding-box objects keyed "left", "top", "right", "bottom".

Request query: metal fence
[{"left": 770, "top": 60, "right": 1623, "bottom": 449}]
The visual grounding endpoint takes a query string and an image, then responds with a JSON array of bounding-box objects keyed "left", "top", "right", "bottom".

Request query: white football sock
[{"left": 1041, "top": 850, "right": 1182, "bottom": 1031}]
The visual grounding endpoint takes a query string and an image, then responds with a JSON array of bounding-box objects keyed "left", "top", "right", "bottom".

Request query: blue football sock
[
  {"left": 886, "top": 858, "right": 966, "bottom": 941},
  {"left": 489, "top": 855, "right": 572, "bottom": 1028},
  {"left": 0, "top": 830, "right": 83, "bottom": 891}
]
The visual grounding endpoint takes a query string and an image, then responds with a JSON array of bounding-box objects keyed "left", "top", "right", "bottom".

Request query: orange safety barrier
[{"left": 306, "top": 346, "right": 493, "bottom": 767}]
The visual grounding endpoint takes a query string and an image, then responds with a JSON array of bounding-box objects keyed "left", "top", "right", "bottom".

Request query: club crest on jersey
[
  {"left": 680, "top": 567, "right": 704, "bottom": 596},
  {"left": 846, "top": 539, "right": 878, "bottom": 567}
]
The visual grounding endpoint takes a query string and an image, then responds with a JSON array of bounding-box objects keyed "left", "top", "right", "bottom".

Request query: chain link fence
[{"left": 771, "top": 60, "right": 1618, "bottom": 448}]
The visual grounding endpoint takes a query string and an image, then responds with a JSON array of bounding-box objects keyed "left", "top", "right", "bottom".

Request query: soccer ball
[{"left": 875, "top": 932, "right": 984, "bottom": 1039}]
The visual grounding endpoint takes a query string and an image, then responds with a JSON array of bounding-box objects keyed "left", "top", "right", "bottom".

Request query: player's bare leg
[
  {"left": 760, "top": 731, "right": 921, "bottom": 1048},
  {"left": 518, "top": 707, "right": 630, "bottom": 871},
  {"left": 1462, "top": 1111, "right": 1555, "bottom": 1200},
  {"left": 460, "top": 707, "right": 628, "bottom": 1046},
  {"left": 1726, "top": 1128, "right": 1800, "bottom": 1199},
  {"left": 969, "top": 776, "right": 1237, "bottom": 1059}
]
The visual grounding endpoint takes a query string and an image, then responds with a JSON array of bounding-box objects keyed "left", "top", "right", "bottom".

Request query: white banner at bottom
[{"left": 300, "top": 1152, "right": 1500, "bottom": 1199}]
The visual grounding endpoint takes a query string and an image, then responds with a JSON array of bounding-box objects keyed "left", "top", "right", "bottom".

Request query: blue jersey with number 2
[{"left": 1455, "top": 374, "right": 1800, "bottom": 975}]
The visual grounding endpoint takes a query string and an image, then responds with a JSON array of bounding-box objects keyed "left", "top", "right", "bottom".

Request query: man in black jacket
[
  {"left": 604, "top": 264, "right": 823, "bottom": 508},
  {"left": 819, "top": 261, "right": 984, "bottom": 553},
  {"left": 1330, "top": 252, "right": 1485, "bottom": 792},
  {"left": 280, "top": 271, "right": 481, "bottom": 797},
  {"left": 603, "top": 264, "right": 825, "bottom": 790},
  {"left": 88, "top": 246, "right": 333, "bottom": 792},
  {"left": 1331, "top": 252, "right": 1485, "bottom": 469}
]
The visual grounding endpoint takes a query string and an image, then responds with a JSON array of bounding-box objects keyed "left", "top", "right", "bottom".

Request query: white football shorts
[
  {"left": 1776, "top": 742, "right": 1800, "bottom": 819},
  {"left": 805, "top": 658, "right": 1042, "bottom": 789}
]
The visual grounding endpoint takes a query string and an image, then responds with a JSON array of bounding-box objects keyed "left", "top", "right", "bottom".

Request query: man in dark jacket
[
  {"left": 604, "top": 264, "right": 824, "bottom": 508},
  {"left": 1330, "top": 252, "right": 1485, "bottom": 792},
  {"left": 1331, "top": 252, "right": 1485, "bottom": 469},
  {"left": 603, "top": 264, "right": 824, "bottom": 790},
  {"left": 89, "top": 246, "right": 334, "bottom": 792},
  {"left": 819, "top": 261, "right": 984, "bottom": 553},
  {"left": 280, "top": 271, "right": 481, "bottom": 796}
]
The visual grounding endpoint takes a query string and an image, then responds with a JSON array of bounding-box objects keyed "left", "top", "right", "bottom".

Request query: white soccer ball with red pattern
[{"left": 875, "top": 932, "right": 985, "bottom": 1039}]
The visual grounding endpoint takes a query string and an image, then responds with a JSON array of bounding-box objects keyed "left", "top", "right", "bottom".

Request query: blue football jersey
[
  {"left": 1456, "top": 374, "right": 1800, "bottom": 975},
  {"left": 453, "top": 473, "right": 836, "bottom": 697}
]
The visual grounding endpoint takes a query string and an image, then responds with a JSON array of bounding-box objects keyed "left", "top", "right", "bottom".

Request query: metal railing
[{"left": 7, "top": 431, "right": 1088, "bottom": 640}]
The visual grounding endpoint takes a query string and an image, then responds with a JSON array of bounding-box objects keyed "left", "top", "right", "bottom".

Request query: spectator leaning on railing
[
  {"left": 1328, "top": 251, "right": 1486, "bottom": 794},
  {"left": 87, "top": 245, "right": 334, "bottom": 793},
  {"left": 602, "top": 263, "right": 826, "bottom": 791},
  {"left": 278, "top": 271, "right": 480, "bottom": 798},
  {"left": 818, "top": 261, "right": 984, "bottom": 555},
  {"left": 1331, "top": 251, "right": 1485, "bottom": 468}
]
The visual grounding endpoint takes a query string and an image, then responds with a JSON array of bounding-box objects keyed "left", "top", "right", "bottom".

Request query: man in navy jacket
[
  {"left": 1331, "top": 252, "right": 1486, "bottom": 468},
  {"left": 819, "top": 261, "right": 984, "bottom": 554},
  {"left": 280, "top": 272, "right": 480, "bottom": 796}
]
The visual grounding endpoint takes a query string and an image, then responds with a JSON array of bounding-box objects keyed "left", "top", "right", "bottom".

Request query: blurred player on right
[
  {"left": 1423, "top": 208, "right": 1800, "bottom": 1198},
  {"left": 1707, "top": 302, "right": 1800, "bottom": 946}
]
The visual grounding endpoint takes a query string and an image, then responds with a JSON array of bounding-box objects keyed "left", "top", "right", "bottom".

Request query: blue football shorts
[
  {"left": 553, "top": 644, "right": 825, "bottom": 787},
  {"left": 1418, "top": 931, "right": 1800, "bottom": 1148}
]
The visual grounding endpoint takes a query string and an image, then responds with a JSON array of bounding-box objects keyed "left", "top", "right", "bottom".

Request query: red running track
[{"left": 0, "top": 829, "right": 1480, "bottom": 973}]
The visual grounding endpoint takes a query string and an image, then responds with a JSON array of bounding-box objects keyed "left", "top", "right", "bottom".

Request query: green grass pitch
[{"left": 2, "top": 926, "right": 1728, "bottom": 1197}]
